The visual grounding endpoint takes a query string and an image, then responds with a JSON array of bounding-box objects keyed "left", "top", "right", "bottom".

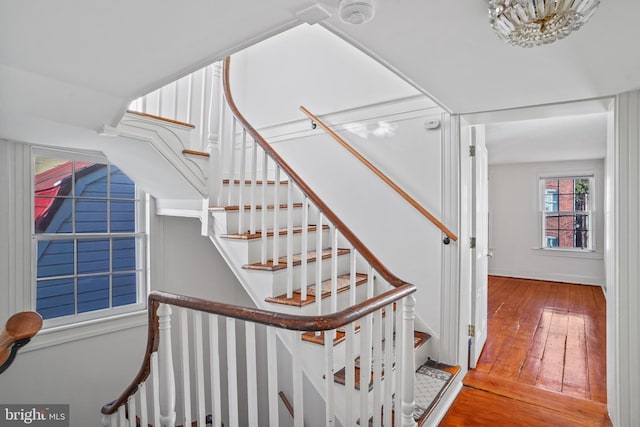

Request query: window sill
[
  {"left": 532, "top": 247, "right": 603, "bottom": 260},
  {"left": 20, "top": 309, "right": 148, "bottom": 353}
]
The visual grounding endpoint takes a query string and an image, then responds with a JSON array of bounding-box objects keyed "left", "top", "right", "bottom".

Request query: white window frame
[
  {"left": 31, "top": 147, "right": 148, "bottom": 331},
  {"left": 539, "top": 174, "right": 594, "bottom": 252}
]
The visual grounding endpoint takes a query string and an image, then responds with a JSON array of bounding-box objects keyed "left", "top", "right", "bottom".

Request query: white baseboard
[{"left": 488, "top": 269, "right": 603, "bottom": 286}]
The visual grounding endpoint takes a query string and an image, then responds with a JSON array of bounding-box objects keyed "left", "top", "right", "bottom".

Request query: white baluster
[
  {"left": 266, "top": 327, "right": 279, "bottom": 427},
  {"left": 194, "top": 312, "right": 206, "bottom": 427},
  {"left": 238, "top": 129, "right": 247, "bottom": 233},
  {"left": 300, "top": 197, "right": 309, "bottom": 301},
  {"left": 245, "top": 322, "right": 258, "bottom": 427},
  {"left": 173, "top": 80, "right": 180, "bottom": 122},
  {"left": 359, "top": 314, "right": 372, "bottom": 426},
  {"left": 400, "top": 295, "right": 417, "bottom": 427},
  {"left": 228, "top": 118, "right": 237, "bottom": 207},
  {"left": 118, "top": 406, "right": 126, "bottom": 426},
  {"left": 180, "top": 309, "right": 192, "bottom": 427},
  {"left": 272, "top": 167, "right": 280, "bottom": 267},
  {"left": 100, "top": 413, "right": 110, "bottom": 427},
  {"left": 110, "top": 413, "right": 118, "bottom": 427},
  {"left": 249, "top": 139, "right": 258, "bottom": 234},
  {"left": 139, "top": 383, "right": 148, "bottom": 427},
  {"left": 217, "top": 101, "right": 227, "bottom": 207},
  {"left": 127, "top": 395, "right": 137, "bottom": 427},
  {"left": 331, "top": 226, "right": 338, "bottom": 313},
  {"left": 315, "top": 211, "right": 323, "bottom": 316},
  {"left": 383, "top": 303, "right": 394, "bottom": 427},
  {"left": 261, "top": 153, "right": 268, "bottom": 265},
  {"left": 368, "top": 265, "right": 375, "bottom": 299},
  {"left": 186, "top": 73, "right": 193, "bottom": 125},
  {"left": 226, "top": 318, "right": 239, "bottom": 427},
  {"left": 292, "top": 331, "right": 304, "bottom": 427},
  {"left": 345, "top": 322, "right": 355, "bottom": 426},
  {"left": 349, "top": 248, "right": 357, "bottom": 306},
  {"left": 201, "top": 67, "right": 211, "bottom": 152},
  {"left": 151, "top": 352, "right": 161, "bottom": 427},
  {"left": 286, "top": 180, "right": 294, "bottom": 298},
  {"left": 209, "top": 315, "right": 222, "bottom": 427},
  {"left": 324, "top": 330, "right": 335, "bottom": 426},
  {"left": 372, "top": 310, "right": 383, "bottom": 427},
  {"left": 157, "top": 304, "right": 176, "bottom": 426}
]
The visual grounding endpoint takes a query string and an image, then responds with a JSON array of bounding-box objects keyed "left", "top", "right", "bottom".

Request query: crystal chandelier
[{"left": 488, "top": 0, "right": 600, "bottom": 47}]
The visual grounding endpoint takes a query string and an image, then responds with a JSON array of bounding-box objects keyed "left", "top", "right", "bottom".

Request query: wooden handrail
[
  {"left": 102, "top": 285, "right": 414, "bottom": 415},
  {"left": 126, "top": 110, "right": 196, "bottom": 129},
  {"left": 300, "top": 106, "right": 458, "bottom": 242},
  {"left": 222, "top": 57, "right": 413, "bottom": 288},
  {"left": 0, "top": 312, "right": 43, "bottom": 374}
]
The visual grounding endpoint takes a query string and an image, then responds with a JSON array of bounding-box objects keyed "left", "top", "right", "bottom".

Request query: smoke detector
[{"left": 338, "top": 0, "right": 375, "bottom": 25}]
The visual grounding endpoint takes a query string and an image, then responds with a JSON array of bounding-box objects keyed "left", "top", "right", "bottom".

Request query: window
[
  {"left": 541, "top": 176, "right": 593, "bottom": 250},
  {"left": 33, "top": 150, "right": 146, "bottom": 326}
]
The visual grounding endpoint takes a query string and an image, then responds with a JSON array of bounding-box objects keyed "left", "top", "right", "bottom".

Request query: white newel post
[
  {"left": 401, "top": 295, "right": 417, "bottom": 427},
  {"left": 157, "top": 304, "right": 176, "bottom": 427},
  {"left": 207, "top": 61, "right": 224, "bottom": 206}
]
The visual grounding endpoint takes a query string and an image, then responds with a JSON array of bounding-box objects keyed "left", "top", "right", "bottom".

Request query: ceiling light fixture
[
  {"left": 489, "top": 0, "right": 600, "bottom": 47},
  {"left": 338, "top": 0, "right": 375, "bottom": 25}
]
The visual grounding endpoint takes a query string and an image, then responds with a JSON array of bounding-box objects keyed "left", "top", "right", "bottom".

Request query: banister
[
  {"left": 222, "top": 56, "right": 412, "bottom": 288},
  {"left": 101, "top": 285, "right": 414, "bottom": 415},
  {"left": 300, "top": 106, "right": 458, "bottom": 242},
  {"left": 0, "top": 312, "right": 43, "bottom": 375}
]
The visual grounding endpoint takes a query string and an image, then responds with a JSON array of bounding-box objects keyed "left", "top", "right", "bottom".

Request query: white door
[{"left": 470, "top": 125, "right": 489, "bottom": 368}]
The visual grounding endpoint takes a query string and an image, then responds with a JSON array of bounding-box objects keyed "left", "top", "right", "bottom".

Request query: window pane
[
  {"left": 544, "top": 189, "right": 558, "bottom": 211},
  {"left": 36, "top": 278, "right": 75, "bottom": 319},
  {"left": 110, "top": 166, "right": 136, "bottom": 199},
  {"left": 111, "top": 200, "right": 135, "bottom": 232},
  {"left": 74, "top": 162, "right": 107, "bottom": 198},
  {"left": 113, "top": 238, "right": 136, "bottom": 271},
  {"left": 77, "top": 275, "right": 110, "bottom": 313},
  {"left": 113, "top": 273, "right": 137, "bottom": 307},
  {"left": 77, "top": 239, "right": 110, "bottom": 274},
  {"left": 75, "top": 199, "right": 108, "bottom": 233},
  {"left": 37, "top": 240, "right": 74, "bottom": 278}
]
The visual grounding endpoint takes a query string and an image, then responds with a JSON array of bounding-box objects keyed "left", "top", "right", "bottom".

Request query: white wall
[
  {"left": 229, "top": 24, "right": 423, "bottom": 129},
  {"left": 0, "top": 139, "right": 249, "bottom": 426},
  {"left": 488, "top": 159, "right": 605, "bottom": 285}
]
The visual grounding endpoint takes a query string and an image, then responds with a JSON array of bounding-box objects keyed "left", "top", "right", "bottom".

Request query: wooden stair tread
[
  {"left": 222, "top": 179, "right": 288, "bottom": 185},
  {"left": 265, "top": 273, "right": 367, "bottom": 307},
  {"left": 301, "top": 304, "right": 400, "bottom": 345},
  {"left": 333, "top": 331, "right": 432, "bottom": 390},
  {"left": 209, "top": 203, "right": 303, "bottom": 212},
  {"left": 243, "top": 248, "right": 350, "bottom": 271},
  {"left": 462, "top": 369, "right": 610, "bottom": 426},
  {"left": 182, "top": 149, "right": 209, "bottom": 157},
  {"left": 221, "top": 224, "right": 328, "bottom": 240},
  {"left": 126, "top": 110, "right": 196, "bottom": 128}
]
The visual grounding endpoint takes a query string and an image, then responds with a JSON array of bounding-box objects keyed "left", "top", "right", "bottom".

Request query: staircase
[{"left": 101, "top": 58, "right": 459, "bottom": 426}]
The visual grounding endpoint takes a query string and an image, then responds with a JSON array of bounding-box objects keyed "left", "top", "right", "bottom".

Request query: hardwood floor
[{"left": 440, "top": 276, "right": 610, "bottom": 426}]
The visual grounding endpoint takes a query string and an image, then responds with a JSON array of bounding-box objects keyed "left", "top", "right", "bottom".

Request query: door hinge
[
  {"left": 468, "top": 324, "right": 475, "bottom": 337},
  {"left": 470, "top": 237, "right": 476, "bottom": 249},
  {"left": 469, "top": 145, "right": 476, "bottom": 157}
]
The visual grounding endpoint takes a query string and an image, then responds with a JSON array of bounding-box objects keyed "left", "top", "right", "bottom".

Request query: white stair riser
[
  {"left": 217, "top": 228, "right": 332, "bottom": 265},
  {"left": 245, "top": 253, "right": 353, "bottom": 296},
  {"left": 211, "top": 207, "right": 304, "bottom": 235}
]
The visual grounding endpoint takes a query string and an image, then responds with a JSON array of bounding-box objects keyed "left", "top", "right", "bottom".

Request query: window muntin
[
  {"left": 33, "top": 153, "right": 145, "bottom": 324},
  {"left": 541, "top": 176, "right": 593, "bottom": 250}
]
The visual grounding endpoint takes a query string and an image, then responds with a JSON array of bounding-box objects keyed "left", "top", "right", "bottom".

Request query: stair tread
[
  {"left": 300, "top": 303, "right": 400, "bottom": 346},
  {"left": 243, "top": 248, "right": 350, "bottom": 271},
  {"left": 355, "top": 360, "right": 460, "bottom": 426},
  {"left": 265, "top": 273, "right": 368, "bottom": 307},
  {"left": 222, "top": 179, "right": 288, "bottom": 185},
  {"left": 221, "top": 224, "right": 328, "bottom": 240},
  {"left": 333, "top": 331, "right": 432, "bottom": 390},
  {"left": 209, "top": 203, "right": 303, "bottom": 212}
]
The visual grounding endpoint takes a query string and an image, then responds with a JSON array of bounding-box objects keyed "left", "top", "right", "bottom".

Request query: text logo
[{"left": 0, "top": 405, "right": 69, "bottom": 426}]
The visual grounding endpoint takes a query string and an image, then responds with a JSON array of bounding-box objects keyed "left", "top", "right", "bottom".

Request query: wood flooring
[{"left": 440, "top": 276, "right": 610, "bottom": 426}]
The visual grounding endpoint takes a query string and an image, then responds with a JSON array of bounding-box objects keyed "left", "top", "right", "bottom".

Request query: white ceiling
[{"left": 0, "top": 1, "right": 636, "bottom": 147}]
